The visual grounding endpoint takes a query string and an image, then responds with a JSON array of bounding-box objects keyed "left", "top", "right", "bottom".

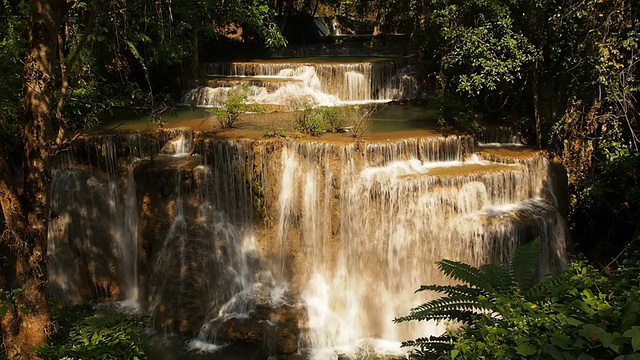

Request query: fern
[
  {"left": 403, "top": 335, "right": 453, "bottom": 352},
  {"left": 399, "top": 239, "right": 551, "bottom": 357},
  {"left": 437, "top": 259, "right": 496, "bottom": 293},
  {"left": 479, "top": 263, "right": 516, "bottom": 295},
  {"left": 397, "top": 302, "right": 489, "bottom": 324},
  {"left": 415, "top": 284, "right": 485, "bottom": 298},
  {"left": 524, "top": 271, "right": 572, "bottom": 300},
  {"left": 510, "top": 238, "right": 542, "bottom": 291}
]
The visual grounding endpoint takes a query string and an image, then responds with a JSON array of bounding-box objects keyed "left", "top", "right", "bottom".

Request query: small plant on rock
[
  {"left": 262, "top": 112, "right": 288, "bottom": 139},
  {"left": 263, "top": 129, "right": 287, "bottom": 138},
  {"left": 208, "top": 86, "right": 261, "bottom": 129},
  {"left": 290, "top": 97, "right": 326, "bottom": 136},
  {"left": 349, "top": 105, "right": 377, "bottom": 140},
  {"left": 320, "top": 106, "right": 348, "bottom": 132}
]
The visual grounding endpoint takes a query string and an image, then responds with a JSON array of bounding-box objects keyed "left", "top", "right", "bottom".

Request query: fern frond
[
  {"left": 437, "top": 259, "right": 496, "bottom": 293},
  {"left": 410, "top": 297, "right": 490, "bottom": 314},
  {"left": 402, "top": 335, "right": 452, "bottom": 348},
  {"left": 415, "top": 284, "right": 485, "bottom": 298},
  {"left": 395, "top": 295, "right": 493, "bottom": 323},
  {"left": 479, "top": 263, "right": 516, "bottom": 295},
  {"left": 524, "top": 271, "right": 572, "bottom": 301},
  {"left": 510, "top": 238, "right": 541, "bottom": 291},
  {"left": 402, "top": 309, "right": 480, "bottom": 324},
  {"left": 406, "top": 335, "right": 455, "bottom": 359}
]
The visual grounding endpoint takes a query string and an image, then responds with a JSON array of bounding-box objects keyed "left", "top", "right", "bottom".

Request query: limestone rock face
[{"left": 209, "top": 302, "right": 306, "bottom": 355}]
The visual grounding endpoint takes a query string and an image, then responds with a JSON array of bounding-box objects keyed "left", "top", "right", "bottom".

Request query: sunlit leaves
[
  {"left": 418, "top": 0, "right": 540, "bottom": 95},
  {"left": 401, "top": 257, "right": 640, "bottom": 359}
]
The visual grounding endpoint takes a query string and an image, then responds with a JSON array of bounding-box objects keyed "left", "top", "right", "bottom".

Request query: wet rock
[{"left": 212, "top": 302, "right": 306, "bottom": 355}]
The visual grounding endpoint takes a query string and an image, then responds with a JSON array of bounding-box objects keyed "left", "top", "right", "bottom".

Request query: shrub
[
  {"left": 290, "top": 97, "right": 326, "bottom": 136},
  {"left": 320, "top": 106, "right": 347, "bottom": 132},
  {"left": 396, "top": 242, "right": 640, "bottom": 359},
  {"left": 36, "top": 304, "right": 151, "bottom": 360},
  {"left": 207, "top": 86, "right": 262, "bottom": 129},
  {"left": 348, "top": 105, "right": 377, "bottom": 140}
]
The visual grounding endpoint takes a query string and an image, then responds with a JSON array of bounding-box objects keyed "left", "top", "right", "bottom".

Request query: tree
[
  {"left": 0, "top": 0, "right": 63, "bottom": 358},
  {"left": 412, "top": 0, "right": 639, "bottom": 257}
]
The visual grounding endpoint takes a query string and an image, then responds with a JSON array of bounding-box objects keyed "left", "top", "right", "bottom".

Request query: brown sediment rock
[{"left": 212, "top": 302, "right": 307, "bottom": 355}]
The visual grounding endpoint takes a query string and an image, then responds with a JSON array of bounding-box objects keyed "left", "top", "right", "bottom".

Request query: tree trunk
[
  {"left": 190, "top": 26, "right": 200, "bottom": 76},
  {"left": 0, "top": 0, "right": 63, "bottom": 358},
  {"left": 280, "top": 0, "right": 294, "bottom": 32},
  {"left": 533, "top": 61, "right": 542, "bottom": 148}
]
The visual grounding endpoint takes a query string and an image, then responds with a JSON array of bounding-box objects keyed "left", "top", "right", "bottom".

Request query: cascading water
[
  {"left": 121, "top": 162, "right": 140, "bottom": 308},
  {"left": 48, "top": 126, "right": 567, "bottom": 358},
  {"left": 265, "top": 138, "right": 566, "bottom": 358},
  {"left": 48, "top": 137, "right": 141, "bottom": 305},
  {"left": 183, "top": 59, "right": 420, "bottom": 107}
]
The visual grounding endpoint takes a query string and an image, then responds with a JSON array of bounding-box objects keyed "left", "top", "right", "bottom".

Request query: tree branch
[{"left": 55, "top": 5, "right": 97, "bottom": 147}]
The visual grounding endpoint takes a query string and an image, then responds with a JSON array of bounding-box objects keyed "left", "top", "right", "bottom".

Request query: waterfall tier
[
  {"left": 48, "top": 129, "right": 567, "bottom": 358},
  {"left": 183, "top": 58, "right": 420, "bottom": 107}
]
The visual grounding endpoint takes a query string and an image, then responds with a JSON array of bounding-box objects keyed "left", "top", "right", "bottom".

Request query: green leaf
[
  {"left": 510, "top": 239, "right": 541, "bottom": 290},
  {"left": 543, "top": 343, "right": 564, "bottom": 360},
  {"left": 622, "top": 327, "right": 640, "bottom": 352},
  {"left": 551, "top": 333, "right": 574, "bottom": 350},
  {"left": 582, "top": 323, "right": 611, "bottom": 343},
  {"left": 515, "top": 341, "right": 537, "bottom": 356},
  {"left": 622, "top": 301, "right": 640, "bottom": 329}
]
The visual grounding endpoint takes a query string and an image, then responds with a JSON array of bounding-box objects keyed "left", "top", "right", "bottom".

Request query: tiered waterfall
[{"left": 48, "top": 128, "right": 567, "bottom": 358}]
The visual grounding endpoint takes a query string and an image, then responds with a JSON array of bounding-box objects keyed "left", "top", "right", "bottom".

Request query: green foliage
[
  {"left": 415, "top": 0, "right": 540, "bottom": 96},
  {"left": 428, "top": 91, "right": 483, "bottom": 133},
  {"left": 320, "top": 106, "right": 347, "bottom": 132},
  {"left": 299, "top": 115, "right": 326, "bottom": 137},
  {"left": 36, "top": 303, "right": 150, "bottom": 360},
  {"left": 207, "top": 87, "right": 262, "bottom": 129},
  {"left": 263, "top": 129, "right": 287, "bottom": 138},
  {"left": 290, "top": 98, "right": 326, "bottom": 136},
  {"left": 397, "top": 244, "right": 640, "bottom": 360},
  {"left": 0, "top": 288, "right": 28, "bottom": 318}
]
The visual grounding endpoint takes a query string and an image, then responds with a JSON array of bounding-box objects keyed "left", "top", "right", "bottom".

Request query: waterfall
[
  {"left": 263, "top": 139, "right": 566, "bottom": 358},
  {"left": 48, "top": 136, "right": 140, "bottom": 304},
  {"left": 183, "top": 59, "right": 421, "bottom": 107},
  {"left": 48, "top": 131, "right": 567, "bottom": 357},
  {"left": 122, "top": 162, "right": 140, "bottom": 304}
]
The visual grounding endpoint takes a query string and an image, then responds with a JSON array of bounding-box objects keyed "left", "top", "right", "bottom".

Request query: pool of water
[
  {"left": 369, "top": 104, "right": 438, "bottom": 132},
  {"left": 94, "top": 103, "right": 440, "bottom": 135}
]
